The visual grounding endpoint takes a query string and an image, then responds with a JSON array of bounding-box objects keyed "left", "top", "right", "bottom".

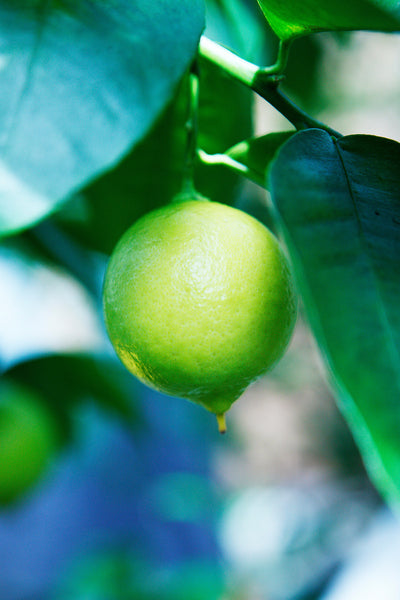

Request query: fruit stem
[
  {"left": 181, "top": 60, "right": 200, "bottom": 196},
  {"left": 216, "top": 413, "right": 227, "bottom": 434}
]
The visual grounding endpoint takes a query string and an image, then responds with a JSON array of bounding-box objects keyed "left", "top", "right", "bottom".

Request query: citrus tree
[{"left": 1, "top": 0, "right": 400, "bottom": 588}]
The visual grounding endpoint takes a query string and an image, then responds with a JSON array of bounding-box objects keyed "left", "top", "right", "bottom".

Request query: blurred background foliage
[{"left": 1, "top": 0, "right": 400, "bottom": 599}]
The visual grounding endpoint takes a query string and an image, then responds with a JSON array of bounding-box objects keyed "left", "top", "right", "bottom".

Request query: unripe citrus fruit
[
  {"left": 103, "top": 198, "right": 297, "bottom": 432},
  {"left": 0, "top": 383, "right": 60, "bottom": 504}
]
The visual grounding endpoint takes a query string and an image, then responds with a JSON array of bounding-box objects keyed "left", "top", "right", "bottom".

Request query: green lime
[
  {"left": 103, "top": 198, "right": 297, "bottom": 432},
  {"left": 0, "top": 383, "right": 60, "bottom": 504}
]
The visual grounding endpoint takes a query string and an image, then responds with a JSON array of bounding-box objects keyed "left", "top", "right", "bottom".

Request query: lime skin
[{"left": 103, "top": 199, "right": 297, "bottom": 427}]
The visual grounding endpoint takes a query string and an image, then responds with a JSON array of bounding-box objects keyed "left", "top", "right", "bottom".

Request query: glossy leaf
[
  {"left": 256, "top": 0, "right": 400, "bottom": 40},
  {"left": 269, "top": 129, "right": 400, "bottom": 504},
  {"left": 0, "top": 0, "right": 205, "bottom": 237}
]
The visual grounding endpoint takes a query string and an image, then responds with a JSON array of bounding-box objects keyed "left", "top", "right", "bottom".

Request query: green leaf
[
  {"left": 227, "top": 131, "right": 294, "bottom": 187},
  {"left": 0, "top": 0, "right": 205, "bottom": 237},
  {"left": 205, "top": 0, "right": 268, "bottom": 63},
  {"left": 55, "top": 57, "right": 253, "bottom": 254},
  {"left": 269, "top": 129, "right": 400, "bottom": 504},
  {"left": 256, "top": 0, "right": 400, "bottom": 40}
]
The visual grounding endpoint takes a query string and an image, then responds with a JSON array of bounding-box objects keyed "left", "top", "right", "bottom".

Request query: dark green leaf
[
  {"left": 0, "top": 0, "right": 205, "bottom": 237},
  {"left": 256, "top": 0, "right": 400, "bottom": 40},
  {"left": 269, "top": 129, "right": 400, "bottom": 504}
]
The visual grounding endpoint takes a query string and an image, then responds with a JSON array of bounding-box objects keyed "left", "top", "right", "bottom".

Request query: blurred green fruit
[
  {"left": 103, "top": 198, "right": 297, "bottom": 432},
  {"left": 0, "top": 382, "right": 60, "bottom": 504}
]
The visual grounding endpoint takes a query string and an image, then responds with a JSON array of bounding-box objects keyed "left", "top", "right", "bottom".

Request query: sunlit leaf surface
[
  {"left": 256, "top": 0, "right": 400, "bottom": 40},
  {"left": 0, "top": 0, "right": 205, "bottom": 236}
]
